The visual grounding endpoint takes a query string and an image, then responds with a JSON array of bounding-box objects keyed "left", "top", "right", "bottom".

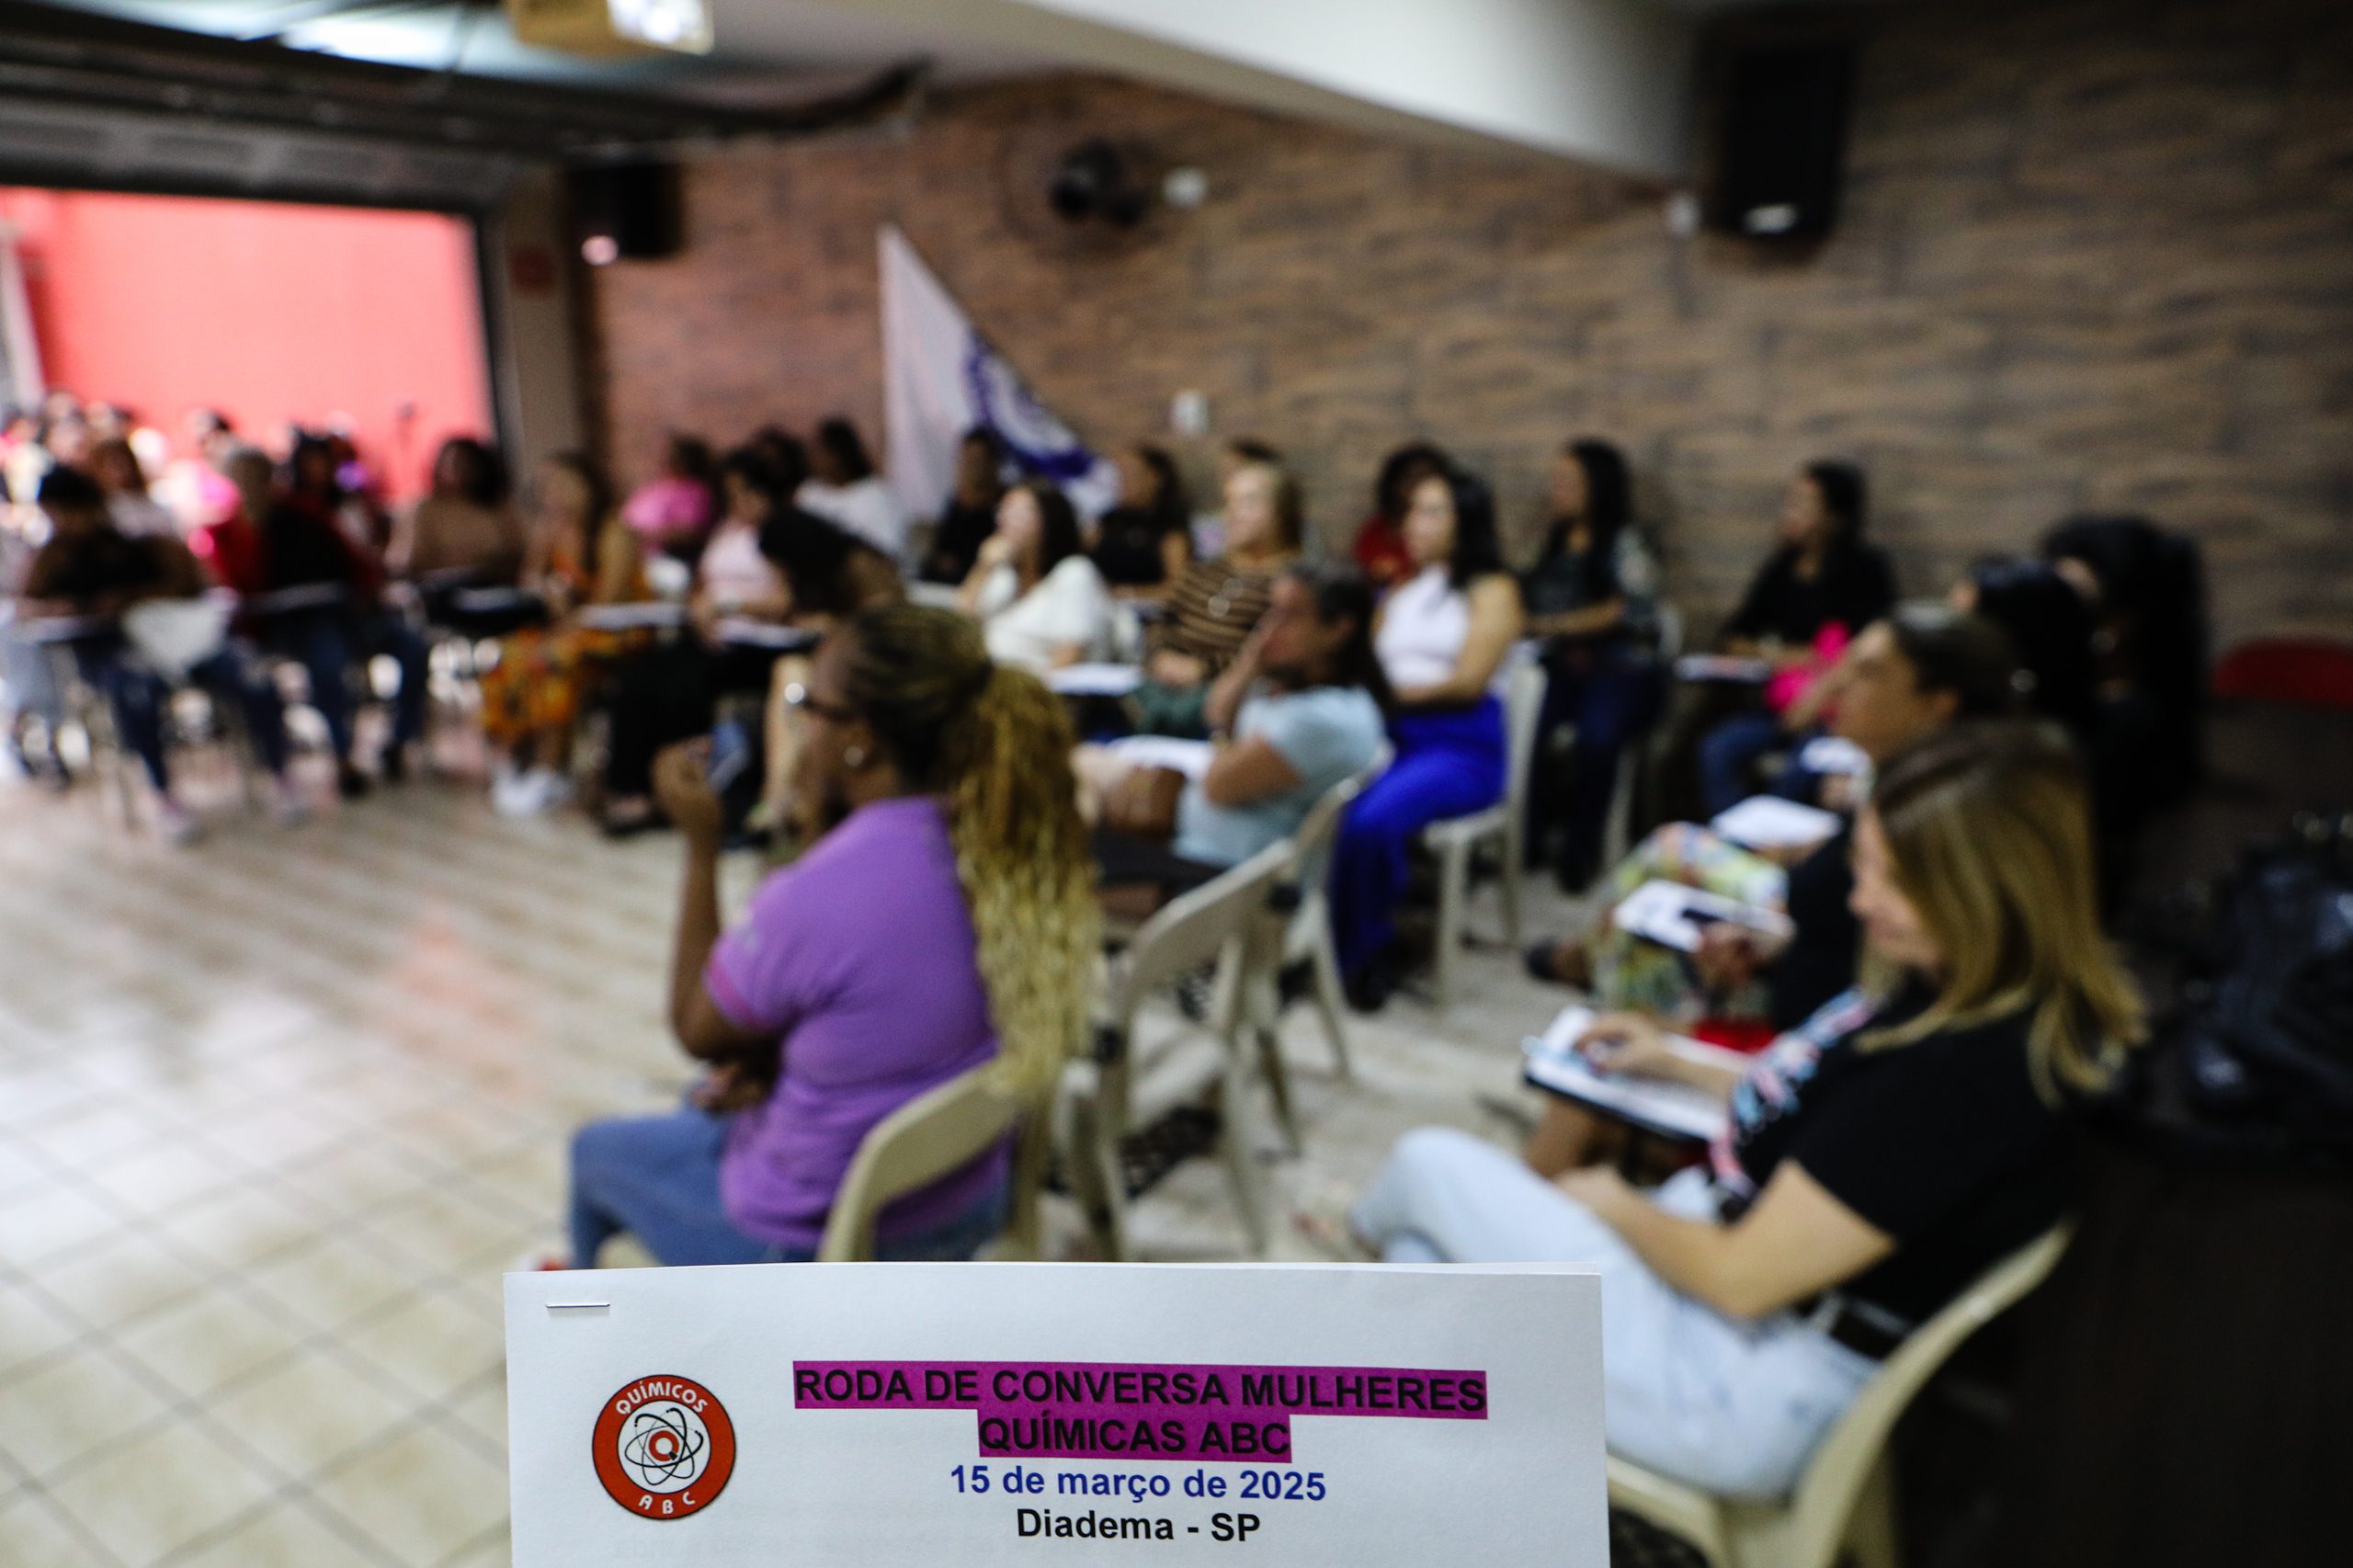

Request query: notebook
[{"left": 1520, "top": 1006, "right": 1733, "bottom": 1144}]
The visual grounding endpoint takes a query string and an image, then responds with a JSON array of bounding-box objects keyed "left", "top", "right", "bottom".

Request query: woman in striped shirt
[{"left": 1131, "top": 459, "right": 1304, "bottom": 736}]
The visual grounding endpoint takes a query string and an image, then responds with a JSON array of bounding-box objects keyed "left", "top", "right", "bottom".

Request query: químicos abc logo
[{"left": 593, "top": 1375, "right": 737, "bottom": 1519}]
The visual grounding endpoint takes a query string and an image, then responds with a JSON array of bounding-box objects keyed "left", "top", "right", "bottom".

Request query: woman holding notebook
[{"left": 1347, "top": 722, "right": 2143, "bottom": 1497}]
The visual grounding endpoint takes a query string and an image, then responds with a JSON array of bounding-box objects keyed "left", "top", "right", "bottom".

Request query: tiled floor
[{"left": 0, "top": 752, "right": 1585, "bottom": 1565}]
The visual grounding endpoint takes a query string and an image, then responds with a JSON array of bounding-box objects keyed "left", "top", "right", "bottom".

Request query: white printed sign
[{"left": 506, "top": 1261, "right": 1605, "bottom": 1564}]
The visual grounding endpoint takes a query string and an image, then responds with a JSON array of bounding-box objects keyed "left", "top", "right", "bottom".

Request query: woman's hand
[
  {"left": 693, "top": 1062, "right": 773, "bottom": 1115},
  {"left": 974, "top": 533, "right": 1017, "bottom": 574},
  {"left": 1574, "top": 1012, "right": 1682, "bottom": 1081},
  {"left": 654, "top": 739, "right": 727, "bottom": 849},
  {"left": 1553, "top": 1164, "right": 1636, "bottom": 1220}
]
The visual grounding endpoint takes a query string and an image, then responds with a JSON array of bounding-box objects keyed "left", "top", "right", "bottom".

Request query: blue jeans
[
  {"left": 1534, "top": 649, "right": 1660, "bottom": 876},
  {"left": 270, "top": 608, "right": 428, "bottom": 759},
  {"left": 567, "top": 1104, "right": 1011, "bottom": 1267},
  {"left": 1331, "top": 699, "right": 1506, "bottom": 979},
  {"left": 1697, "top": 710, "right": 1788, "bottom": 818},
  {"left": 88, "top": 646, "right": 290, "bottom": 791}
]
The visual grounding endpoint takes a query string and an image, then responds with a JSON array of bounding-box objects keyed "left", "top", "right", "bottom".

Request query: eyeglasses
[{"left": 782, "top": 681, "right": 859, "bottom": 725}]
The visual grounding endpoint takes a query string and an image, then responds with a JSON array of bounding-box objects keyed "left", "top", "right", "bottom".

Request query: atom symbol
[{"left": 619, "top": 1403, "right": 710, "bottom": 1493}]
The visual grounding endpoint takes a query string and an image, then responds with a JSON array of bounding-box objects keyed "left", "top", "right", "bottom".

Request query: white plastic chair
[
  {"left": 1608, "top": 1227, "right": 2070, "bottom": 1568},
  {"left": 1238, "top": 752, "right": 1388, "bottom": 1149},
  {"left": 816, "top": 1062, "right": 1046, "bottom": 1263},
  {"left": 1421, "top": 656, "right": 1549, "bottom": 1007},
  {"left": 1063, "top": 840, "right": 1293, "bottom": 1260}
]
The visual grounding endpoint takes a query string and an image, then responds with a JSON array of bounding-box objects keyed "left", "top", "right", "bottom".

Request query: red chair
[{"left": 2211, "top": 639, "right": 2353, "bottom": 710}]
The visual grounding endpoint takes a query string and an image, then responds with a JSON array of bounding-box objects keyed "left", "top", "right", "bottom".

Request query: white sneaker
[
  {"left": 491, "top": 767, "right": 540, "bottom": 817},
  {"left": 156, "top": 799, "right": 203, "bottom": 846},
  {"left": 529, "top": 768, "right": 574, "bottom": 813}
]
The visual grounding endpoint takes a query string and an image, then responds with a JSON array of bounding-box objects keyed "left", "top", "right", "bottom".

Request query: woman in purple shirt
[{"left": 561, "top": 605, "right": 1099, "bottom": 1265}]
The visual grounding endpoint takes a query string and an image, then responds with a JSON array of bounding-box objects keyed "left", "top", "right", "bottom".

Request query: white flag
[{"left": 881, "top": 225, "right": 1120, "bottom": 524}]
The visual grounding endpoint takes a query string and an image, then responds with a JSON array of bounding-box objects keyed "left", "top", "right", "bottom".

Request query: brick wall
[{"left": 586, "top": 0, "right": 2353, "bottom": 642}]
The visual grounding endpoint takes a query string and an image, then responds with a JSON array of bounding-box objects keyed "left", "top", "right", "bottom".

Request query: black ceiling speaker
[
  {"left": 1047, "top": 140, "right": 1150, "bottom": 228},
  {"left": 1711, "top": 40, "right": 1857, "bottom": 242},
  {"left": 568, "top": 161, "right": 682, "bottom": 263}
]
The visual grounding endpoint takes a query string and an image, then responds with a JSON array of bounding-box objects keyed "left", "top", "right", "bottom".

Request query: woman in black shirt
[
  {"left": 1087, "top": 444, "right": 1192, "bottom": 602},
  {"left": 918, "top": 427, "right": 1007, "bottom": 585},
  {"left": 1350, "top": 720, "right": 2143, "bottom": 1497},
  {"left": 1699, "top": 460, "right": 1897, "bottom": 813}
]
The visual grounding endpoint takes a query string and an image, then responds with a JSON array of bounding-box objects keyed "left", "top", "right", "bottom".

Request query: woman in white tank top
[{"left": 1334, "top": 465, "right": 1524, "bottom": 1009}]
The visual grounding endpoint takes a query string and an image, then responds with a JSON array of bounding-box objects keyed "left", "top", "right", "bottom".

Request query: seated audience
[
  {"left": 1351, "top": 441, "right": 1449, "bottom": 590},
  {"left": 597, "top": 449, "right": 796, "bottom": 836},
  {"left": 1699, "top": 460, "right": 1896, "bottom": 814},
  {"left": 225, "top": 440, "right": 424, "bottom": 796},
  {"left": 1350, "top": 720, "right": 2143, "bottom": 1497},
  {"left": 1090, "top": 562, "right": 1391, "bottom": 907},
  {"left": 393, "top": 437, "right": 526, "bottom": 585},
  {"left": 1331, "top": 463, "right": 1524, "bottom": 1009},
  {"left": 919, "top": 426, "right": 1008, "bottom": 585},
  {"left": 620, "top": 434, "right": 720, "bottom": 562},
  {"left": 18, "top": 467, "right": 300, "bottom": 843},
  {"left": 1524, "top": 605, "right": 2022, "bottom": 1171},
  {"left": 1522, "top": 437, "right": 1662, "bottom": 891},
  {"left": 957, "top": 481, "right": 1114, "bottom": 672},
  {"left": 88, "top": 437, "right": 176, "bottom": 539},
  {"left": 1131, "top": 458, "right": 1305, "bottom": 736},
  {"left": 561, "top": 605, "right": 1097, "bottom": 1266},
  {"left": 798, "top": 416, "right": 906, "bottom": 562},
  {"left": 480, "top": 453, "right": 648, "bottom": 817},
  {"left": 1088, "top": 444, "right": 1193, "bottom": 601}
]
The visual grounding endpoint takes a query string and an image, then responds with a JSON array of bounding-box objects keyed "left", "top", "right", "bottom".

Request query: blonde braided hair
[{"left": 840, "top": 606, "right": 1098, "bottom": 1094}]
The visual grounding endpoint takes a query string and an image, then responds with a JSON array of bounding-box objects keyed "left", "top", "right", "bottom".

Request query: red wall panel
[{"left": 0, "top": 188, "right": 492, "bottom": 502}]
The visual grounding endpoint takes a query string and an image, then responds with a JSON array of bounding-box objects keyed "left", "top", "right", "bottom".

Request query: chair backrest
[
  {"left": 816, "top": 1062, "right": 1036, "bottom": 1262},
  {"left": 1498, "top": 656, "right": 1550, "bottom": 831},
  {"left": 1102, "top": 840, "right": 1292, "bottom": 1037},
  {"left": 1777, "top": 1227, "right": 2070, "bottom": 1563}
]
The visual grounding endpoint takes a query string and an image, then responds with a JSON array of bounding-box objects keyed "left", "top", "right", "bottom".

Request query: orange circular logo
[{"left": 592, "top": 1375, "right": 736, "bottom": 1520}]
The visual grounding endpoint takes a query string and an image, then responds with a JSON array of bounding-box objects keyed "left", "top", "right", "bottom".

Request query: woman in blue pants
[{"left": 1333, "top": 463, "right": 1523, "bottom": 1010}]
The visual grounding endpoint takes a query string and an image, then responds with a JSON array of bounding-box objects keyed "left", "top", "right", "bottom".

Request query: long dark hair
[
  {"left": 1131, "top": 444, "right": 1189, "bottom": 533},
  {"left": 1286, "top": 562, "right": 1394, "bottom": 716},
  {"left": 1015, "top": 481, "right": 1085, "bottom": 574},
  {"left": 815, "top": 416, "right": 876, "bottom": 483},
  {"left": 1372, "top": 441, "right": 1449, "bottom": 521},
  {"left": 751, "top": 426, "right": 811, "bottom": 495},
  {"left": 1804, "top": 459, "right": 1869, "bottom": 542},
  {"left": 1431, "top": 465, "right": 1506, "bottom": 589},
  {"left": 434, "top": 437, "right": 508, "bottom": 506},
  {"left": 1965, "top": 556, "right": 2097, "bottom": 739},
  {"left": 758, "top": 506, "right": 878, "bottom": 618},
  {"left": 1538, "top": 437, "right": 1632, "bottom": 597},
  {"left": 286, "top": 432, "right": 342, "bottom": 503},
  {"left": 721, "top": 444, "right": 785, "bottom": 515},
  {"left": 664, "top": 434, "right": 717, "bottom": 486}
]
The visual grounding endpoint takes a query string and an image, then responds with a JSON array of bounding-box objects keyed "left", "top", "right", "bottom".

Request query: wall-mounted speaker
[
  {"left": 1710, "top": 41, "right": 1857, "bottom": 242},
  {"left": 567, "top": 162, "right": 681, "bottom": 263}
]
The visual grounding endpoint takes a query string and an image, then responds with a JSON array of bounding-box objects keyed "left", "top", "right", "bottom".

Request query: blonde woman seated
[
  {"left": 1347, "top": 721, "right": 2142, "bottom": 1497},
  {"left": 957, "top": 481, "right": 1114, "bottom": 672}
]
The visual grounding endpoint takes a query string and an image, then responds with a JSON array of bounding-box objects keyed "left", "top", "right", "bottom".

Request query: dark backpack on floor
[{"left": 2109, "top": 809, "right": 2353, "bottom": 1173}]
